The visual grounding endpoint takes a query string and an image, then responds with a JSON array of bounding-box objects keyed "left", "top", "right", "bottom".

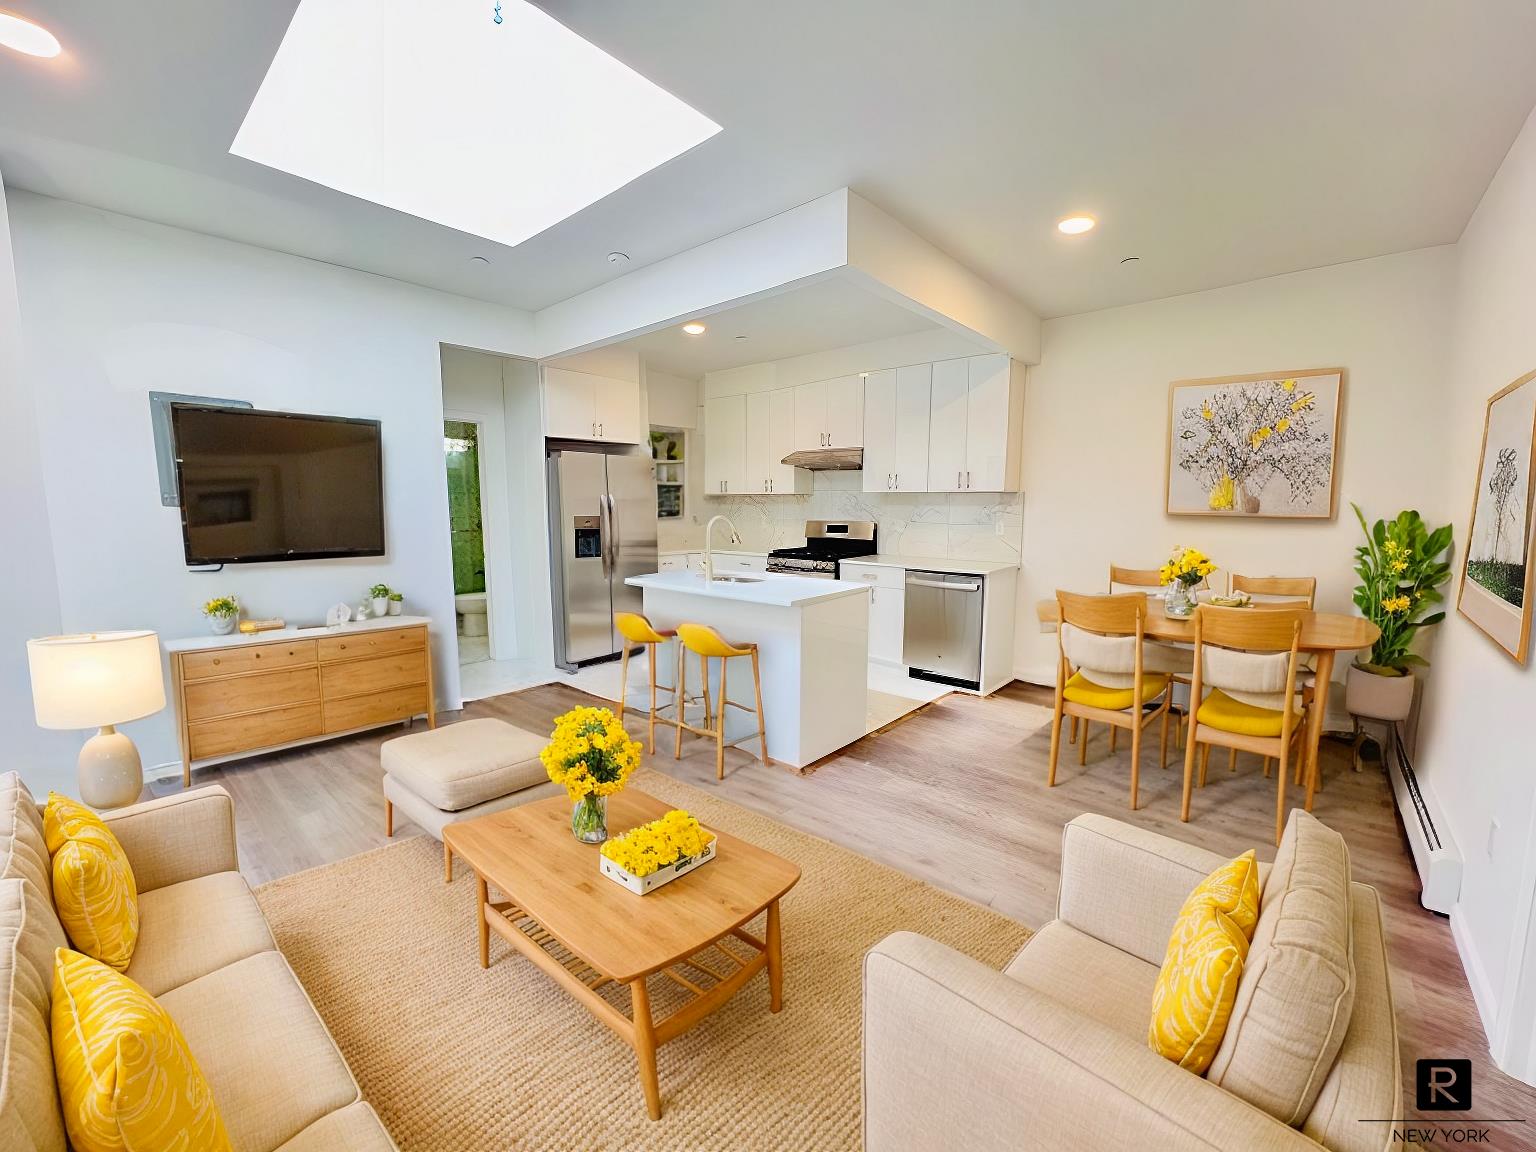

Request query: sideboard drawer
[
  {"left": 184, "top": 667, "right": 320, "bottom": 722},
  {"left": 181, "top": 639, "right": 317, "bottom": 681},
  {"left": 317, "top": 627, "right": 425, "bottom": 664},
  {"left": 188, "top": 703, "right": 324, "bottom": 760},
  {"left": 324, "top": 684, "right": 428, "bottom": 733},
  {"left": 321, "top": 650, "right": 427, "bottom": 701}
]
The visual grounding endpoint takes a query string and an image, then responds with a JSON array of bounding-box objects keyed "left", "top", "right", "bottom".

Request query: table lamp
[{"left": 27, "top": 631, "right": 167, "bottom": 809}]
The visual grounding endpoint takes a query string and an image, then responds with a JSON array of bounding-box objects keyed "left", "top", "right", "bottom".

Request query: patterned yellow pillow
[
  {"left": 1180, "top": 848, "right": 1262, "bottom": 940},
  {"left": 44, "top": 793, "right": 139, "bottom": 971},
  {"left": 51, "top": 948, "right": 233, "bottom": 1152},
  {"left": 1148, "top": 903, "right": 1250, "bottom": 1072}
]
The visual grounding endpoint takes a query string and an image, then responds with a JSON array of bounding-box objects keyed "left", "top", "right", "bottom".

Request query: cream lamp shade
[{"left": 27, "top": 631, "right": 166, "bottom": 810}]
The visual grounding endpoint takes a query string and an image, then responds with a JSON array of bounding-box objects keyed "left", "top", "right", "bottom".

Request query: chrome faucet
[{"left": 702, "top": 515, "right": 742, "bottom": 583}]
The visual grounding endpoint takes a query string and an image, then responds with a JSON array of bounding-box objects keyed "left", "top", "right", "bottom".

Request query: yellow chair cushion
[
  {"left": 45, "top": 794, "right": 139, "bottom": 971},
  {"left": 1196, "top": 690, "right": 1296, "bottom": 738},
  {"left": 1062, "top": 671, "right": 1169, "bottom": 712},
  {"left": 1148, "top": 903, "right": 1250, "bottom": 1073},
  {"left": 1180, "top": 849, "right": 1262, "bottom": 941},
  {"left": 52, "top": 948, "right": 233, "bottom": 1152}
]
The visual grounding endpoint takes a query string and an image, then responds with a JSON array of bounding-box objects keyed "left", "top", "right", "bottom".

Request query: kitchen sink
[{"left": 710, "top": 574, "right": 765, "bottom": 583}]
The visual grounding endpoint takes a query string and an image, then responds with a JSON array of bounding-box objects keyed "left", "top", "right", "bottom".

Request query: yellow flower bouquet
[
  {"left": 1158, "top": 546, "right": 1216, "bottom": 618},
  {"left": 599, "top": 809, "right": 717, "bottom": 894},
  {"left": 540, "top": 705, "right": 642, "bottom": 843}
]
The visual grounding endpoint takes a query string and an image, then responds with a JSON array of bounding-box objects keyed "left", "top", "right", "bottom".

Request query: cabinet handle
[
  {"left": 966, "top": 470, "right": 972, "bottom": 489},
  {"left": 957, "top": 470, "right": 962, "bottom": 489},
  {"left": 600, "top": 423, "right": 604, "bottom": 437}
]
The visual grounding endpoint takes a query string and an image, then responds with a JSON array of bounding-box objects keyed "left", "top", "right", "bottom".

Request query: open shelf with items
[{"left": 650, "top": 427, "right": 686, "bottom": 519}]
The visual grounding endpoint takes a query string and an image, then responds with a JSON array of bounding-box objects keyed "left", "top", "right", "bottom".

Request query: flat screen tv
[{"left": 171, "top": 405, "right": 384, "bottom": 565}]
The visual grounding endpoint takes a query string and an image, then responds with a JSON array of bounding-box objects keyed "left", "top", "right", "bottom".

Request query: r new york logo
[{"left": 1376, "top": 1059, "right": 1528, "bottom": 1145}]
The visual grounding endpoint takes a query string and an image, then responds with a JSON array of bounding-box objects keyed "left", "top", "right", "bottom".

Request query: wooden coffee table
[{"left": 444, "top": 789, "right": 801, "bottom": 1119}]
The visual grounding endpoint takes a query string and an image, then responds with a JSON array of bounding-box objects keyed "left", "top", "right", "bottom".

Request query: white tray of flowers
[{"left": 599, "top": 809, "right": 717, "bottom": 895}]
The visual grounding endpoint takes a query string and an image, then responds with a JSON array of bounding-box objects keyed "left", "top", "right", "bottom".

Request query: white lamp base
[{"left": 78, "top": 725, "right": 144, "bottom": 810}]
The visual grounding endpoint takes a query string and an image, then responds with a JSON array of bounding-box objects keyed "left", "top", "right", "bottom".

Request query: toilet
[{"left": 455, "top": 592, "right": 488, "bottom": 637}]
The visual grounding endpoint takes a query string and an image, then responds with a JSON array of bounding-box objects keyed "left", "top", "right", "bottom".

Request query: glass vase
[
  {"left": 1164, "top": 580, "right": 1195, "bottom": 618},
  {"left": 571, "top": 794, "right": 608, "bottom": 844}
]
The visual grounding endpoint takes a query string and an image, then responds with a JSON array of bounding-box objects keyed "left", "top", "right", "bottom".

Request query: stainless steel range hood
[{"left": 780, "top": 447, "right": 863, "bottom": 470}]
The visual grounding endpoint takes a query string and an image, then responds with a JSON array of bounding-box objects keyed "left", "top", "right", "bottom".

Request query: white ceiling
[
  {"left": 2, "top": 1, "right": 1535, "bottom": 318},
  {"left": 617, "top": 277, "right": 939, "bottom": 378}
]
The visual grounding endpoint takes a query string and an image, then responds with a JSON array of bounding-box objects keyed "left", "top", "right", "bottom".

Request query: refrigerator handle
[
  {"left": 605, "top": 493, "right": 620, "bottom": 575},
  {"left": 598, "top": 494, "right": 613, "bottom": 579}
]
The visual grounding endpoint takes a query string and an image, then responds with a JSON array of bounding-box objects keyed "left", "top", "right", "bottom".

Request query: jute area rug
[{"left": 254, "top": 768, "right": 1030, "bottom": 1151}]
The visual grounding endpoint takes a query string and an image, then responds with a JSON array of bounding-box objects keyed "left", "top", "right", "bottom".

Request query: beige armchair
[{"left": 863, "top": 812, "right": 1400, "bottom": 1152}]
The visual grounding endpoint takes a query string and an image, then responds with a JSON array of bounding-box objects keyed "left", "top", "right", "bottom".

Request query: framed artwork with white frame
[
  {"left": 1458, "top": 368, "right": 1536, "bottom": 664},
  {"left": 1165, "top": 368, "right": 1344, "bottom": 519}
]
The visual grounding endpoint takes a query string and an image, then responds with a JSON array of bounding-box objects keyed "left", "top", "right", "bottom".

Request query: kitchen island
[{"left": 624, "top": 571, "right": 870, "bottom": 769}]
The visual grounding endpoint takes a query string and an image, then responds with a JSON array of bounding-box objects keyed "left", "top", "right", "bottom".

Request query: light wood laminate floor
[{"left": 150, "top": 680, "right": 1536, "bottom": 1150}]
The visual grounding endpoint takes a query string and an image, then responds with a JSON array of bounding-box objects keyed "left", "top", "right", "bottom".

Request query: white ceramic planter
[
  {"left": 372, "top": 596, "right": 389, "bottom": 618},
  {"left": 209, "top": 615, "right": 236, "bottom": 635},
  {"left": 1345, "top": 664, "right": 1415, "bottom": 722},
  {"left": 388, "top": 599, "right": 403, "bottom": 616},
  {"left": 599, "top": 835, "right": 717, "bottom": 895}
]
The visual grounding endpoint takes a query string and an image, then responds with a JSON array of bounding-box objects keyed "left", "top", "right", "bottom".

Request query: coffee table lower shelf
[{"left": 475, "top": 874, "right": 783, "bottom": 1120}]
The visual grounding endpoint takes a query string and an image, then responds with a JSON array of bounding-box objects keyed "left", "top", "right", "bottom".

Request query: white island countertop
[
  {"left": 625, "top": 570, "right": 868, "bottom": 608},
  {"left": 842, "top": 554, "right": 1020, "bottom": 576}
]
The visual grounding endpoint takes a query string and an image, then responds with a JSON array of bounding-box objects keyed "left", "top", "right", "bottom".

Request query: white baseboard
[
  {"left": 1451, "top": 907, "right": 1499, "bottom": 1041},
  {"left": 143, "top": 760, "right": 183, "bottom": 783}
]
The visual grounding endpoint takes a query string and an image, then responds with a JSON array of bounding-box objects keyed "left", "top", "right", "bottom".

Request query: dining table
[{"left": 1035, "top": 598, "right": 1380, "bottom": 811}]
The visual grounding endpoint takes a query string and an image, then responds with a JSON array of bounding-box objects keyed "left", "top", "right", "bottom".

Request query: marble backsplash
[{"left": 658, "top": 470, "right": 1024, "bottom": 561}]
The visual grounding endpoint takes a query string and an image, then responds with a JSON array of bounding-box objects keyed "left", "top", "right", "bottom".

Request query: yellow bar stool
[
  {"left": 613, "top": 612, "right": 688, "bottom": 755},
  {"left": 673, "top": 622, "right": 769, "bottom": 779}
]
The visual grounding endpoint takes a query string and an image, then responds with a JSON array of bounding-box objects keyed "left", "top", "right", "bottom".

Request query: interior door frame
[{"left": 443, "top": 409, "right": 505, "bottom": 664}]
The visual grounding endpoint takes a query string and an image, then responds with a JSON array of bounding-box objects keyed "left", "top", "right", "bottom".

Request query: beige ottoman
[{"left": 381, "top": 718, "right": 562, "bottom": 881}]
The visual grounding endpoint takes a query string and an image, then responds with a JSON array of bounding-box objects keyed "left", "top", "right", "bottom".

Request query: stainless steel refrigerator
[{"left": 547, "top": 446, "right": 658, "bottom": 670}]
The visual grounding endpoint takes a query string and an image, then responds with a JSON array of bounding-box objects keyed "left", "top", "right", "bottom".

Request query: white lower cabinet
[
  {"left": 840, "top": 561, "right": 906, "bottom": 666},
  {"left": 658, "top": 554, "right": 687, "bottom": 572}
]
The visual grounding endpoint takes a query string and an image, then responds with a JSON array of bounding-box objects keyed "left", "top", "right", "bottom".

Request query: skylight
[{"left": 231, "top": 0, "right": 720, "bottom": 249}]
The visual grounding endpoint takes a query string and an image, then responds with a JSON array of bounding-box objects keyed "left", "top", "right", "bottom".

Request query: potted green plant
[
  {"left": 387, "top": 591, "right": 404, "bottom": 616},
  {"left": 202, "top": 595, "right": 239, "bottom": 635},
  {"left": 1346, "top": 504, "right": 1453, "bottom": 721},
  {"left": 368, "top": 583, "right": 391, "bottom": 618}
]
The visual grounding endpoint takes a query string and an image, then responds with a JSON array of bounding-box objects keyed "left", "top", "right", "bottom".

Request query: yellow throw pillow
[
  {"left": 1180, "top": 848, "right": 1262, "bottom": 941},
  {"left": 1148, "top": 903, "right": 1250, "bottom": 1073},
  {"left": 52, "top": 948, "right": 233, "bottom": 1152},
  {"left": 44, "top": 794, "right": 139, "bottom": 971}
]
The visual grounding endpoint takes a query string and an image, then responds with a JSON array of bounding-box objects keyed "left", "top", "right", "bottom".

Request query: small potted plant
[
  {"left": 1346, "top": 504, "right": 1453, "bottom": 721},
  {"left": 202, "top": 595, "right": 239, "bottom": 635},
  {"left": 1158, "top": 546, "right": 1215, "bottom": 618},
  {"left": 388, "top": 591, "right": 404, "bottom": 616},
  {"left": 368, "top": 583, "right": 391, "bottom": 618}
]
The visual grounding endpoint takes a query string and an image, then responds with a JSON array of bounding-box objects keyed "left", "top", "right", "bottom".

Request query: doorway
[{"left": 443, "top": 418, "right": 490, "bottom": 665}]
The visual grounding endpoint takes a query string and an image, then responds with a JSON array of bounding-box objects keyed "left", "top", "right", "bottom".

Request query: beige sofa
[
  {"left": 0, "top": 772, "right": 396, "bottom": 1152},
  {"left": 864, "top": 811, "right": 1400, "bottom": 1152}
]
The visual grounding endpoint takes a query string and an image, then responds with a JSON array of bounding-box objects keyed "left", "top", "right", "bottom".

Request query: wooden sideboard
[{"left": 166, "top": 617, "right": 436, "bottom": 786}]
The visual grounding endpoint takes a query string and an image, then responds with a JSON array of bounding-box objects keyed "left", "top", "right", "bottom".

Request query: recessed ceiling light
[
  {"left": 470, "top": 255, "right": 491, "bottom": 265},
  {"left": 681, "top": 322, "right": 707, "bottom": 336},
  {"left": 1057, "top": 215, "right": 1096, "bottom": 235},
  {"left": 606, "top": 251, "right": 630, "bottom": 265},
  {"left": 734, "top": 335, "right": 748, "bottom": 341},
  {"left": 232, "top": 0, "right": 721, "bottom": 252},
  {"left": 0, "top": 13, "right": 62, "bottom": 57}
]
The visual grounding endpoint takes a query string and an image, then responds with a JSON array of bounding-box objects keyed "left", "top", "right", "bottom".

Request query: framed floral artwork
[
  {"left": 1165, "top": 369, "right": 1344, "bottom": 518},
  {"left": 1457, "top": 368, "right": 1536, "bottom": 664}
]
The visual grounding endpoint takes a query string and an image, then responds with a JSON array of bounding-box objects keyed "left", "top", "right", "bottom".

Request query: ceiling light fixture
[
  {"left": 734, "top": 335, "right": 748, "bottom": 341},
  {"left": 1120, "top": 256, "right": 1140, "bottom": 264},
  {"left": 470, "top": 255, "right": 491, "bottom": 265},
  {"left": 1056, "top": 215, "right": 1096, "bottom": 235},
  {"left": 606, "top": 251, "right": 630, "bottom": 265},
  {"left": 0, "top": 12, "right": 62, "bottom": 57},
  {"left": 681, "top": 322, "right": 707, "bottom": 336}
]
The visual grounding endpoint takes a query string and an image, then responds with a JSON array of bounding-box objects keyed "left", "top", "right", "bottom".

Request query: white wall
[
  {"left": 0, "top": 171, "right": 72, "bottom": 794},
  {"left": 1416, "top": 103, "right": 1536, "bottom": 1080},
  {"left": 1015, "top": 246, "right": 1458, "bottom": 687},
  {"left": 8, "top": 193, "right": 537, "bottom": 772}
]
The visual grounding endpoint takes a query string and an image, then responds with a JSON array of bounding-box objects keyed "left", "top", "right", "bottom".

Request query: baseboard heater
[{"left": 1383, "top": 721, "right": 1461, "bottom": 915}]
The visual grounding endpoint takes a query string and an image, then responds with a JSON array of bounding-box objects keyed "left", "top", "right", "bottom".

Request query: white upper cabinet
[
  {"left": 927, "top": 358, "right": 969, "bottom": 492},
  {"left": 964, "top": 353, "right": 1016, "bottom": 492},
  {"left": 542, "top": 367, "right": 642, "bottom": 443},
  {"left": 746, "top": 389, "right": 810, "bottom": 494},
  {"left": 704, "top": 394, "right": 746, "bottom": 495},
  {"left": 793, "top": 375, "right": 864, "bottom": 450},
  {"left": 862, "top": 365, "right": 931, "bottom": 492}
]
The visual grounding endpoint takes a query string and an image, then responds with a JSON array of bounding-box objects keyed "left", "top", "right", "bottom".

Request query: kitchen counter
[
  {"left": 842, "top": 555, "right": 1020, "bottom": 576},
  {"left": 626, "top": 571, "right": 869, "bottom": 769}
]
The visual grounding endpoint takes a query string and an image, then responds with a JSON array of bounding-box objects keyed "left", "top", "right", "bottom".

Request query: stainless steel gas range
[{"left": 765, "top": 520, "right": 876, "bottom": 578}]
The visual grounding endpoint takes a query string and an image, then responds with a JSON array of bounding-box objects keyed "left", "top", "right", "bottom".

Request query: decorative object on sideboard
[
  {"left": 202, "top": 595, "right": 239, "bottom": 635},
  {"left": 540, "top": 705, "right": 641, "bottom": 844},
  {"left": 1457, "top": 367, "right": 1536, "bottom": 664},
  {"left": 369, "top": 583, "right": 392, "bottom": 618},
  {"left": 1346, "top": 503, "right": 1453, "bottom": 723},
  {"left": 388, "top": 592, "right": 404, "bottom": 616},
  {"left": 325, "top": 602, "right": 353, "bottom": 627},
  {"left": 26, "top": 631, "right": 167, "bottom": 809},
  {"left": 237, "top": 617, "right": 287, "bottom": 634},
  {"left": 355, "top": 600, "right": 373, "bottom": 620},
  {"left": 1158, "top": 546, "right": 1216, "bottom": 618},
  {"left": 1166, "top": 369, "right": 1344, "bottom": 519}
]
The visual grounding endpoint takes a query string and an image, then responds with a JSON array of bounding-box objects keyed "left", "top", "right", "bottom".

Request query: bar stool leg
[
  {"left": 714, "top": 654, "right": 728, "bottom": 780},
  {"left": 646, "top": 641, "right": 659, "bottom": 754},
  {"left": 617, "top": 643, "right": 630, "bottom": 720},
  {"left": 674, "top": 642, "right": 686, "bottom": 760},
  {"left": 699, "top": 653, "right": 712, "bottom": 740},
  {"left": 750, "top": 647, "right": 769, "bottom": 767}
]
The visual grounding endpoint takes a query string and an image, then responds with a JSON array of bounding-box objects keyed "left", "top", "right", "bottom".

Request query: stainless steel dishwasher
[{"left": 903, "top": 570, "right": 984, "bottom": 690}]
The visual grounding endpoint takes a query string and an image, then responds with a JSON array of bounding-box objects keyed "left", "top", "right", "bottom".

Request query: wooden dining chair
[
  {"left": 1048, "top": 591, "right": 1174, "bottom": 810},
  {"left": 1108, "top": 563, "right": 1199, "bottom": 749},
  {"left": 1228, "top": 573, "right": 1317, "bottom": 608},
  {"left": 1180, "top": 605, "right": 1309, "bottom": 845}
]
